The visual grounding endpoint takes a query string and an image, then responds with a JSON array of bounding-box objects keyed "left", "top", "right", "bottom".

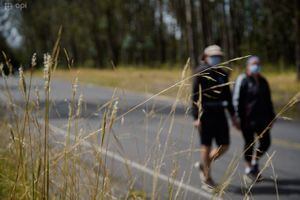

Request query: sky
[{"left": 0, "top": 5, "right": 23, "bottom": 49}]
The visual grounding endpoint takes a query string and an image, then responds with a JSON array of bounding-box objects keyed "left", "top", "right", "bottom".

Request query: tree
[
  {"left": 157, "top": 0, "right": 166, "bottom": 63},
  {"left": 185, "top": 0, "right": 196, "bottom": 67},
  {"left": 200, "top": 0, "right": 212, "bottom": 47},
  {"left": 1, "top": 0, "right": 295, "bottom": 69},
  {"left": 295, "top": 0, "right": 300, "bottom": 80}
]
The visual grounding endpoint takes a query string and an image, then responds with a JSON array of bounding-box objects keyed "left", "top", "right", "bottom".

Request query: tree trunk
[
  {"left": 185, "top": 0, "right": 196, "bottom": 67},
  {"left": 295, "top": 0, "right": 300, "bottom": 80},
  {"left": 221, "top": 0, "right": 231, "bottom": 60},
  {"left": 191, "top": 0, "right": 199, "bottom": 65},
  {"left": 229, "top": 0, "right": 244, "bottom": 57},
  {"left": 200, "top": 0, "right": 212, "bottom": 47},
  {"left": 105, "top": 6, "right": 120, "bottom": 66},
  {"left": 158, "top": 0, "right": 166, "bottom": 63}
]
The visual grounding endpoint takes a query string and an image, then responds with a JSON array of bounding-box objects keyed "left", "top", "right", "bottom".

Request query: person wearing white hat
[{"left": 192, "top": 45, "right": 239, "bottom": 189}]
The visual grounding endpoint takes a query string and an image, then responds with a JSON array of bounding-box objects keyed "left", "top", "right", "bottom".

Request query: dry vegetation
[{"left": 0, "top": 43, "right": 299, "bottom": 199}]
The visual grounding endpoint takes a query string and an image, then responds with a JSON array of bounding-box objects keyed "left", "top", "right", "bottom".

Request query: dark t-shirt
[{"left": 191, "top": 64, "right": 235, "bottom": 120}]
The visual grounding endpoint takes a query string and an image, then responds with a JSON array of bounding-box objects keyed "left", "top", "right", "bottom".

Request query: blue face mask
[
  {"left": 249, "top": 64, "right": 261, "bottom": 74},
  {"left": 207, "top": 56, "right": 222, "bottom": 66}
]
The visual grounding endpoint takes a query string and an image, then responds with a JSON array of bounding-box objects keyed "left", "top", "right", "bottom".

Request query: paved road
[{"left": 1, "top": 77, "right": 300, "bottom": 199}]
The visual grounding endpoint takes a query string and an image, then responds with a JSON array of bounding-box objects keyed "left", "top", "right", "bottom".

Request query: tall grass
[{"left": 0, "top": 35, "right": 299, "bottom": 200}]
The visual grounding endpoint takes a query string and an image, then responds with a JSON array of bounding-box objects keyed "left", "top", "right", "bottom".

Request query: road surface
[{"left": 1, "top": 76, "right": 300, "bottom": 199}]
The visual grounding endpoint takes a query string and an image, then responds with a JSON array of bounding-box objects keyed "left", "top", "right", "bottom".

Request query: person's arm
[
  {"left": 221, "top": 75, "right": 239, "bottom": 129},
  {"left": 232, "top": 74, "right": 247, "bottom": 129},
  {"left": 265, "top": 79, "right": 276, "bottom": 120},
  {"left": 232, "top": 74, "right": 246, "bottom": 119},
  {"left": 191, "top": 74, "right": 201, "bottom": 120},
  {"left": 224, "top": 78, "right": 235, "bottom": 117}
]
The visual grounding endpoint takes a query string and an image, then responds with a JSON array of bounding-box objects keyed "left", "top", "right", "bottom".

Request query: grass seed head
[
  {"left": 76, "top": 94, "right": 83, "bottom": 117},
  {"left": 43, "top": 53, "right": 51, "bottom": 80},
  {"left": 31, "top": 53, "right": 37, "bottom": 67},
  {"left": 0, "top": 63, "right": 3, "bottom": 74}
]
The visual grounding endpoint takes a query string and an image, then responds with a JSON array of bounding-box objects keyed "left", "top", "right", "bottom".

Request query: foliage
[{"left": 0, "top": 0, "right": 298, "bottom": 70}]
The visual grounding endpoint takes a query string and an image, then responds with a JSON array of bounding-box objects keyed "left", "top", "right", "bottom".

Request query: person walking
[
  {"left": 233, "top": 56, "right": 275, "bottom": 181},
  {"left": 192, "top": 45, "right": 238, "bottom": 189}
]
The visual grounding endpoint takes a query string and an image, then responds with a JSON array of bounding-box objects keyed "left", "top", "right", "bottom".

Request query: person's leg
[
  {"left": 251, "top": 129, "right": 271, "bottom": 173},
  {"left": 241, "top": 127, "right": 255, "bottom": 173},
  {"left": 209, "top": 145, "right": 229, "bottom": 162},
  {"left": 198, "top": 115, "right": 214, "bottom": 182},
  {"left": 201, "top": 145, "right": 212, "bottom": 179},
  {"left": 212, "top": 116, "right": 229, "bottom": 162}
]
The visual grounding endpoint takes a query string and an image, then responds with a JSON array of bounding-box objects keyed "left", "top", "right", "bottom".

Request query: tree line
[{"left": 0, "top": 0, "right": 299, "bottom": 77}]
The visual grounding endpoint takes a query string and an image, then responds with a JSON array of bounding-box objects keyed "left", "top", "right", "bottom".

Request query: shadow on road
[
  {"left": 6, "top": 99, "right": 189, "bottom": 119},
  {"left": 229, "top": 178, "right": 300, "bottom": 196}
]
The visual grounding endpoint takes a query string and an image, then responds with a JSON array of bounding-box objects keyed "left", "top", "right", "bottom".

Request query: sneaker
[
  {"left": 243, "top": 168, "right": 262, "bottom": 187},
  {"left": 201, "top": 177, "right": 216, "bottom": 192},
  {"left": 243, "top": 173, "right": 254, "bottom": 188},
  {"left": 194, "top": 162, "right": 205, "bottom": 181},
  {"left": 251, "top": 164, "right": 259, "bottom": 174},
  {"left": 251, "top": 164, "right": 263, "bottom": 182},
  {"left": 245, "top": 171, "right": 257, "bottom": 182}
]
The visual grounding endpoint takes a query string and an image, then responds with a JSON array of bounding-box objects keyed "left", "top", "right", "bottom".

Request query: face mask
[
  {"left": 207, "top": 56, "right": 222, "bottom": 66},
  {"left": 249, "top": 64, "right": 261, "bottom": 74}
]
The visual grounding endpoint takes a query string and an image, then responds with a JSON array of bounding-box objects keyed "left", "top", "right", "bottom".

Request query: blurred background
[
  {"left": 0, "top": 2, "right": 300, "bottom": 199},
  {"left": 0, "top": 0, "right": 299, "bottom": 74}
]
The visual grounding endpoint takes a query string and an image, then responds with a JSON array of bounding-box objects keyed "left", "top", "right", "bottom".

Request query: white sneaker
[
  {"left": 194, "top": 162, "right": 205, "bottom": 181},
  {"left": 201, "top": 177, "right": 216, "bottom": 193}
]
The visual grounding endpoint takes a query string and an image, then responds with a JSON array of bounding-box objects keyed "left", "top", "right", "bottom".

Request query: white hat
[
  {"left": 204, "top": 45, "right": 223, "bottom": 56},
  {"left": 247, "top": 56, "right": 260, "bottom": 65}
]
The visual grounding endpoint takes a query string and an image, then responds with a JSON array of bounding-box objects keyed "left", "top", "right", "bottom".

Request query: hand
[
  {"left": 232, "top": 115, "right": 241, "bottom": 130},
  {"left": 193, "top": 119, "right": 201, "bottom": 128}
]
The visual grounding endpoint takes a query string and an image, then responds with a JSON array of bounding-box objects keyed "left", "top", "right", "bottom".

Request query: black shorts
[{"left": 198, "top": 110, "right": 229, "bottom": 146}]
